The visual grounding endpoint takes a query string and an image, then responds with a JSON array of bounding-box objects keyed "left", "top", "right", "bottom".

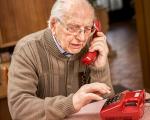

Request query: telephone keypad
[{"left": 103, "top": 93, "right": 122, "bottom": 107}]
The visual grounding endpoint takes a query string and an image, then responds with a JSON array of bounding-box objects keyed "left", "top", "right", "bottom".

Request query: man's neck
[{"left": 52, "top": 35, "right": 73, "bottom": 57}]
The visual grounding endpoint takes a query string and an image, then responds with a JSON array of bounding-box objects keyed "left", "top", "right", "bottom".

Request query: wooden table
[{"left": 65, "top": 93, "right": 150, "bottom": 120}]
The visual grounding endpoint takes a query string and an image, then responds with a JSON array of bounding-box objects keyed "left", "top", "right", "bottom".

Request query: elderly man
[{"left": 8, "top": 0, "right": 114, "bottom": 119}]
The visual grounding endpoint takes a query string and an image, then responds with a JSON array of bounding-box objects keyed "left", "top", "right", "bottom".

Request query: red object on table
[
  {"left": 66, "top": 91, "right": 150, "bottom": 120},
  {"left": 100, "top": 90, "right": 145, "bottom": 120}
]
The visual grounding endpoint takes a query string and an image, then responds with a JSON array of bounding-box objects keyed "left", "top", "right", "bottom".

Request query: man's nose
[{"left": 76, "top": 29, "right": 86, "bottom": 42}]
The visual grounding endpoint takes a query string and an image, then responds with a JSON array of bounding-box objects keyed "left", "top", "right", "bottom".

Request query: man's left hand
[{"left": 89, "top": 32, "right": 109, "bottom": 68}]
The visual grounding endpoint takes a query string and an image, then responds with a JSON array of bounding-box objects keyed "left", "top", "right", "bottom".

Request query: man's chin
[{"left": 69, "top": 49, "right": 81, "bottom": 54}]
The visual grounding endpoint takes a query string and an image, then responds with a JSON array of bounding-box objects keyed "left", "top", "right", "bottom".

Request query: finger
[
  {"left": 90, "top": 39, "right": 107, "bottom": 48},
  {"left": 91, "top": 36, "right": 107, "bottom": 45},
  {"left": 96, "top": 32, "right": 105, "bottom": 37},
  {"left": 85, "top": 93, "right": 103, "bottom": 101},
  {"left": 89, "top": 39, "right": 108, "bottom": 53},
  {"left": 89, "top": 44, "right": 108, "bottom": 55},
  {"left": 84, "top": 83, "right": 111, "bottom": 94},
  {"left": 90, "top": 41, "right": 108, "bottom": 50}
]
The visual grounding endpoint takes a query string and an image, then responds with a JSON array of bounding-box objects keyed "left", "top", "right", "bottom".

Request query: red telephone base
[{"left": 100, "top": 90, "right": 145, "bottom": 120}]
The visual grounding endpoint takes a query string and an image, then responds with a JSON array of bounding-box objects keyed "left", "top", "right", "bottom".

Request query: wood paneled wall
[
  {"left": 0, "top": 1, "right": 55, "bottom": 119},
  {"left": 135, "top": 0, "right": 150, "bottom": 92},
  {"left": 0, "top": 0, "right": 55, "bottom": 48}
]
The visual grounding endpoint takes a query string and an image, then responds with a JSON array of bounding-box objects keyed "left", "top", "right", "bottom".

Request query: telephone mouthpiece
[{"left": 81, "top": 51, "right": 97, "bottom": 65}]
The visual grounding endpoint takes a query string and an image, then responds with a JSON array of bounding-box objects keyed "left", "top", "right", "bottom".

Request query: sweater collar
[
  {"left": 52, "top": 34, "right": 73, "bottom": 57},
  {"left": 43, "top": 28, "right": 87, "bottom": 61}
]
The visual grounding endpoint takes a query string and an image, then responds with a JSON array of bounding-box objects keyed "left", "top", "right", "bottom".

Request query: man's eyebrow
[
  {"left": 67, "top": 23, "right": 81, "bottom": 27},
  {"left": 86, "top": 25, "right": 93, "bottom": 27},
  {"left": 67, "top": 23, "right": 93, "bottom": 27}
]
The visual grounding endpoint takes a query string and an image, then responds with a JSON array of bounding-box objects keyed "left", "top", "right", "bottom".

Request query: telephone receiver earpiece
[{"left": 81, "top": 20, "right": 101, "bottom": 65}]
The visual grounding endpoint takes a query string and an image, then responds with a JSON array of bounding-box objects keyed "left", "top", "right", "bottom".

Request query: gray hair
[
  {"left": 50, "top": 0, "right": 71, "bottom": 19},
  {"left": 48, "top": 0, "right": 95, "bottom": 27}
]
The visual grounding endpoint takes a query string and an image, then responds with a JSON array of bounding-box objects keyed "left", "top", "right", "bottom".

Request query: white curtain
[
  {"left": 95, "top": 0, "right": 123, "bottom": 11},
  {"left": 109, "top": 0, "right": 123, "bottom": 11},
  {"left": 95, "top": 0, "right": 109, "bottom": 9}
]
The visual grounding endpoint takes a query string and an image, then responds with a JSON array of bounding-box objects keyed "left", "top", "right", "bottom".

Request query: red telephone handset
[{"left": 81, "top": 20, "right": 101, "bottom": 65}]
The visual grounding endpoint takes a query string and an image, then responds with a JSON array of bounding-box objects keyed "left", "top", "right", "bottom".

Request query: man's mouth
[{"left": 70, "top": 43, "right": 82, "bottom": 49}]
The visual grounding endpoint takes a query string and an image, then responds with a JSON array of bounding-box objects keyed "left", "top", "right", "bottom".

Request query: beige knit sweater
[{"left": 7, "top": 28, "right": 114, "bottom": 120}]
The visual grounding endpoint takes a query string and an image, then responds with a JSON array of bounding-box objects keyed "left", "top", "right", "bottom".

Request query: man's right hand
[{"left": 72, "top": 82, "right": 111, "bottom": 112}]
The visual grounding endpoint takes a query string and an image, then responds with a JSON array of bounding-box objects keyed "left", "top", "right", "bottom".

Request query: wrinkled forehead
[{"left": 62, "top": 1, "right": 95, "bottom": 26}]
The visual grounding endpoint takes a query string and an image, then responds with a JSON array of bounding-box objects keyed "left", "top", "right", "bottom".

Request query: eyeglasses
[{"left": 56, "top": 18, "right": 96, "bottom": 38}]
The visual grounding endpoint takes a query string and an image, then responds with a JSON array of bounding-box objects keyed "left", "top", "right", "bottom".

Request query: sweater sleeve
[
  {"left": 7, "top": 49, "right": 76, "bottom": 120},
  {"left": 89, "top": 59, "right": 115, "bottom": 97}
]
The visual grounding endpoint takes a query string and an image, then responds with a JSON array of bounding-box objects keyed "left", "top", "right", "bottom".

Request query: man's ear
[{"left": 49, "top": 17, "right": 57, "bottom": 34}]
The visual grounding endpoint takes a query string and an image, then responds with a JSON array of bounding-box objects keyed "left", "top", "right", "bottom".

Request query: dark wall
[{"left": 109, "top": 0, "right": 135, "bottom": 23}]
